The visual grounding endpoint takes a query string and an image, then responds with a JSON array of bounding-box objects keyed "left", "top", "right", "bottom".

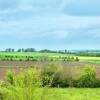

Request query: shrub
[
  {"left": 67, "top": 56, "right": 71, "bottom": 61},
  {"left": 5, "top": 70, "right": 15, "bottom": 85},
  {"left": 19, "top": 59, "right": 22, "bottom": 61},
  {"left": 71, "top": 56, "right": 74, "bottom": 61},
  {"left": 51, "top": 72, "right": 69, "bottom": 88},
  {"left": 14, "top": 68, "right": 42, "bottom": 87},
  {"left": 5, "top": 68, "right": 42, "bottom": 88},
  {"left": 32, "top": 58, "right": 38, "bottom": 61},
  {"left": 77, "top": 65, "right": 97, "bottom": 88},
  {"left": 75, "top": 57, "right": 79, "bottom": 61},
  {"left": 41, "top": 64, "right": 57, "bottom": 87},
  {"left": 26, "top": 58, "right": 30, "bottom": 61},
  {"left": 41, "top": 64, "right": 72, "bottom": 88},
  {"left": 0, "top": 68, "right": 42, "bottom": 100}
]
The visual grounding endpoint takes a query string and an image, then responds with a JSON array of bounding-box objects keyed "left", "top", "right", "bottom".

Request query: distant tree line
[
  {"left": 17, "top": 48, "right": 36, "bottom": 52},
  {"left": 75, "top": 52, "right": 100, "bottom": 57},
  {"left": 39, "top": 49, "right": 72, "bottom": 54},
  {"left": 4, "top": 48, "right": 36, "bottom": 52},
  {"left": 3, "top": 48, "right": 72, "bottom": 54},
  {"left": 2, "top": 48, "right": 100, "bottom": 57},
  {"left": 5, "top": 48, "right": 15, "bottom": 52}
]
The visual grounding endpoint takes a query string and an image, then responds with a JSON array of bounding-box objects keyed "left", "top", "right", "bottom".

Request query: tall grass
[{"left": 0, "top": 68, "right": 42, "bottom": 100}]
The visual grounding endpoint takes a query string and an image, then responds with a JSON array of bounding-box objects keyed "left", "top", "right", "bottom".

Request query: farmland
[
  {"left": 0, "top": 52, "right": 100, "bottom": 100},
  {"left": 0, "top": 52, "right": 75, "bottom": 61},
  {"left": 0, "top": 52, "right": 100, "bottom": 79},
  {"left": 0, "top": 0, "right": 100, "bottom": 99},
  {"left": 0, "top": 52, "right": 100, "bottom": 62}
]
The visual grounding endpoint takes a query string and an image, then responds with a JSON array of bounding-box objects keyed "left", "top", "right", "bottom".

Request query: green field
[
  {"left": 78, "top": 56, "right": 100, "bottom": 60},
  {"left": 0, "top": 52, "right": 76, "bottom": 61},
  {"left": 0, "top": 52, "right": 99, "bottom": 59},
  {"left": 1, "top": 88, "right": 100, "bottom": 100},
  {"left": 29, "top": 88, "right": 100, "bottom": 100},
  {"left": 0, "top": 52, "right": 71, "bottom": 57},
  {"left": 0, "top": 52, "right": 100, "bottom": 63}
]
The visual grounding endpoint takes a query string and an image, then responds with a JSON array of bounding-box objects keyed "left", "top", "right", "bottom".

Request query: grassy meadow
[{"left": 0, "top": 88, "right": 100, "bottom": 100}]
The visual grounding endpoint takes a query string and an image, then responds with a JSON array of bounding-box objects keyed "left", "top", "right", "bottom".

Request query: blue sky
[{"left": 0, "top": 0, "right": 100, "bottom": 50}]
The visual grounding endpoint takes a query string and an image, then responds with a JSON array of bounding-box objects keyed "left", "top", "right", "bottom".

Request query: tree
[
  {"left": 75, "top": 57, "right": 79, "bottom": 61},
  {"left": 17, "top": 49, "right": 22, "bottom": 52}
]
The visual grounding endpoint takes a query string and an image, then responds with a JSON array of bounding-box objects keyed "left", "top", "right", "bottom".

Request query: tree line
[
  {"left": 2, "top": 48, "right": 100, "bottom": 57},
  {"left": 3, "top": 48, "right": 72, "bottom": 54}
]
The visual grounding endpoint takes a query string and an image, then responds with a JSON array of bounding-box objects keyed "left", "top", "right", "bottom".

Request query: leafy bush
[
  {"left": 6, "top": 70, "right": 15, "bottom": 85},
  {"left": 41, "top": 64, "right": 57, "bottom": 87},
  {"left": 15, "top": 68, "right": 42, "bottom": 87},
  {"left": 41, "top": 64, "right": 73, "bottom": 88},
  {"left": 0, "top": 68, "right": 43, "bottom": 100},
  {"left": 5, "top": 68, "right": 42, "bottom": 88},
  {"left": 51, "top": 72, "right": 70, "bottom": 88},
  {"left": 75, "top": 57, "right": 79, "bottom": 61},
  {"left": 77, "top": 65, "right": 97, "bottom": 88}
]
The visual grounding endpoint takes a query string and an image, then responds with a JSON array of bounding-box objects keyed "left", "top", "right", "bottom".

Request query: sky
[{"left": 0, "top": 0, "right": 100, "bottom": 50}]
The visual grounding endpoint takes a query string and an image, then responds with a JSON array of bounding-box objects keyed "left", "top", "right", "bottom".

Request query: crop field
[
  {"left": 0, "top": 52, "right": 100, "bottom": 100},
  {"left": 0, "top": 52, "right": 99, "bottom": 80},
  {"left": 0, "top": 52, "right": 70, "bottom": 56},
  {"left": 0, "top": 52, "right": 100, "bottom": 62},
  {"left": 0, "top": 52, "right": 74, "bottom": 62},
  {"left": 0, "top": 0, "right": 100, "bottom": 99}
]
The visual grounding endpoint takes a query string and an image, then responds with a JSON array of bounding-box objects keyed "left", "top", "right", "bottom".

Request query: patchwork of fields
[
  {"left": 0, "top": 52, "right": 100, "bottom": 99},
  {"left": 0, "top": 52, "right": 99, "bottom": 80},
  {"left": 0, "top": 52, "right": 100, "bottom": 63}
]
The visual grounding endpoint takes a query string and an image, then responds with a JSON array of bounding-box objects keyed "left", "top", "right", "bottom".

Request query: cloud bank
[{"left": 0, "top": 0, "right": 99, "bottom": 49}]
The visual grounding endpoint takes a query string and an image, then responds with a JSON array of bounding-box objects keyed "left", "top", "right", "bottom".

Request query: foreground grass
[
  {"left": 35, "top": 88, "right": 100, "bottom": 100},
  {"left": 0, "top": 87, "right": 100, "bottom": 100}
]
